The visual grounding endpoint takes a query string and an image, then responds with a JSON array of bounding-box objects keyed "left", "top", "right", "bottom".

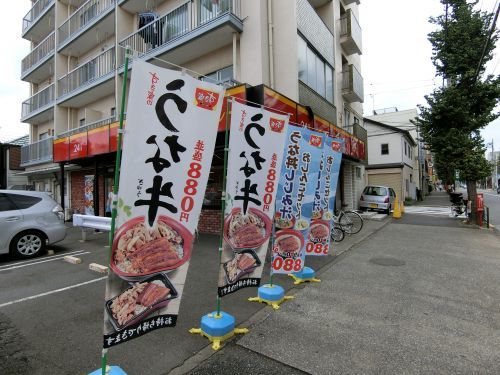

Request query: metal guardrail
[
  {"left": 73, "top": 214, "right": 111, "bottom": 240},
  {"left": 58, "top": 0, "right": 116, "bottom": 47},
  {"left": 21, "top": 31, "right": 55, "bottom": 76},
  {"left": 55, "top": 116, "right": 118, "bottom": 139},
  {"left": 20, "top": 137, "right": 54, "bottom": 166},
  {"left": 22, "top": 0, "right": 54, "bottom": 33},
  {"left": 21, "top": 83, "right": 55, "bottom": 119},
  {"left": 118, "top": 0, "right": 241, "bottom": 62},
  {"left": 57, "top": 47, "right": 116, "bottom": 98}
]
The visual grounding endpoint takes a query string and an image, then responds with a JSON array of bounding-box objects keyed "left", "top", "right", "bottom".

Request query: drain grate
[{"left": 369, "top": 257, "right": 406, "bottom": 266}]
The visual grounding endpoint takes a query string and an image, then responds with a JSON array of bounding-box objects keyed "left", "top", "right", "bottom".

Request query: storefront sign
[
  {"left": 272, "top": 125, "right": 323, "bottom": 274},
  {"left": 69, "top": 132, "right": 88, "bottom": 160},
  {"left": 296, "top": 104, "right": 313, "bottom": 128},
  {"left": 218, "top": 85, "right": 246, "bottom": 132},
  {"left": 218, "top": 100, "right": 288, "bottom": 297},
  {"left": 264, "top": 86, "right": 297, "bottom": 123},
  {"left": 88, "top": 125, "right": 110, "bottom": 156},
  {"left": 103, "top": 60, "right": 224, "bottom": 348},
  {"left": 314, "top": 115, "right": 330, "bottom": 134},
  {"left": 53, "top": 137, "right": 69, "bottom": 162}
]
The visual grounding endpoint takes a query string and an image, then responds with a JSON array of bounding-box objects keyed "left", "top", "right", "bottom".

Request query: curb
[{"left": 166, "top": 218, "right": 392, "bottom": 375}]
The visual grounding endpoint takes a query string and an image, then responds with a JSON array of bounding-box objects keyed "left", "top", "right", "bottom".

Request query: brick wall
[
  {"left": 197, "top": 209, "right": 221, "bottom": 234},
  {"left": 9, "top": 147, "right": 23, "bottom": 170},
  {"left": 70, "top": 170, "right": 106, "bottom": 216}
]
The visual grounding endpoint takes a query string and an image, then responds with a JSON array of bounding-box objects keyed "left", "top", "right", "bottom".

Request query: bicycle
[
  {"left": 330, "top": 223, "right": 345, "bottom": 242},
  {"left": 333, "top": 208, "right": 363, "bottom": 235}
]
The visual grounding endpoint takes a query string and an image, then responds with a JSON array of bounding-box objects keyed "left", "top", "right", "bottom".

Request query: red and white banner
[
  {"left": 218, "top": 100, "right": 288, "bottom": 297},
  {"left": 103, "top": 60, "right": 224, "bottom": 348}
]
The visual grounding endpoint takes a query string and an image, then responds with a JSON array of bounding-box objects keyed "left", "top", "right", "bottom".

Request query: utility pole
[{"left": 491, "top": 138, "right": 495, "bottom": 189}]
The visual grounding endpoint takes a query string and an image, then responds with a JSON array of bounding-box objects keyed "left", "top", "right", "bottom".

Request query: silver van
[{"left": 0, "top": 190, "right": 66, "bottom": 258}]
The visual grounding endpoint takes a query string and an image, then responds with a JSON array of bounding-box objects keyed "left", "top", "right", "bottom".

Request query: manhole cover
[{"left": 369, "top": 257, "right": 406, "bottom": 266}]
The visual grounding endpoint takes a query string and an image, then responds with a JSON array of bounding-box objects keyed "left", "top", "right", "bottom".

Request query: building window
[
  {"left": 381, "top": 143, "right": 389, "bottom": 155},
  {"left": 355, "top": 167, "right": 362, "bottom": 179},
  {"left": 404, "top": 141, "right": 407, "bottom": 156},
  {"left": 111, "top": 107, "right": 116, "bottom": 118},
  {"left": 39, "top": 132, "right": 49, "bottom": 140},
  {"left": 201, "top": 66, "right": 234, "bottom": 85},
  {"left": 297, "top": 34, "right": 334, "bottom": 103},
  {"left": 344, "top": 109, "right": 351, "bottom": 129},
  {"left": 406, "top": 179, "right": 409, "bottom": 193},
  {"left": 79, "top": 118, "right": 85, "bottom": 127}
]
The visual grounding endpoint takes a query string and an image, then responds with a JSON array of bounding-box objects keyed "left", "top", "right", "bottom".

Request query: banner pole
[
  {"left": 216, "top": 97, "right": 231, "bottom": 316},
  {"left": 101, "top": 46, "right": 131, "bottom": 375}
]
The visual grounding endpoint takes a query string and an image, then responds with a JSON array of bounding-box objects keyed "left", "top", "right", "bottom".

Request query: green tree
[{"left": 414, "top": 0, "right": 499, "bottom": 224}]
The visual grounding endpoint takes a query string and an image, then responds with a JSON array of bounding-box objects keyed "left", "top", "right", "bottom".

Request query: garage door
[{"left": 368, "top": 172, "right": 403, "bottom": 199}]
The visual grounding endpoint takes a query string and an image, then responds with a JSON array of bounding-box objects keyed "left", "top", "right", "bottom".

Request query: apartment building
[{"left": 20, "top": 0, "right": 365, "bottom": 229}]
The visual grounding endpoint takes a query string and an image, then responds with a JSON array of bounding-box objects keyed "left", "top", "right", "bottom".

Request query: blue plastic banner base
[
  {"left": 88, "top": 366, "right": 127, "bottom": 375},
  {"left": 289, "top": 267, "right": 321, "bottom": 285},
  {"left": 189, "top": 311, "right": 248, "bottom": 350},
  {"left": 248, "top": 284, "right": 294, "bottom": 309}
]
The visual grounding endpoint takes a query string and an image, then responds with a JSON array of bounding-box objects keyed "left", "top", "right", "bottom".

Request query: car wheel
[
  {"left": 10, "top": 230, "right": 46, "bottom": 259},
  {"left": 385, "top": 205, "right": 391, "bottom": 215}
]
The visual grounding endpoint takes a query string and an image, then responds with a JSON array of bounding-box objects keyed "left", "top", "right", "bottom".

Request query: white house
[{"left": 363, "top": 118, "right": 417, "bottom": 200}]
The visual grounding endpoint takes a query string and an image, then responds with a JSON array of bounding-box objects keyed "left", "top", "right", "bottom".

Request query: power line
[{"left": 474, "top": 1, "right": 500, "bottom": 82}]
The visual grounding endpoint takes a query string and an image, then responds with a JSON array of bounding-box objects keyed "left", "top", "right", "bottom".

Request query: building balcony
[
  {"left": 340, "top": 9, "right": 362, "bottom": 55},
  {"left": 21, "top": 84, "right": 55, "bottom": 124},
  {"left": 344, "top": 0, "right": 360, "bottom": 5},
  {"left": 118, "top": 0, "right": 169, "bottom": 13},
  {"left": 20, "top": 137, "right": 54, "bottom": 167},
  {"left": 21, "top": 31, "right": 55, "bottom": 84},
  {"left": 57, "top": 47, "right": 116, "bottom": 107},
  {"left": 118, "top": 0, "right": 243, "bottom": 67},
  {"left": 57, "top": 0, "right": 115, "bottom": 57},
  {"left": 342, "top": 64, "right": 364, "bottom": 103},
  {"left": 22, "top": 0, "right": 55, "bottom": 43}
]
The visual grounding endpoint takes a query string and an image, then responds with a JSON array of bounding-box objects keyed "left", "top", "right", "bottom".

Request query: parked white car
[{"left": 0, "top": 190, "right": 66, "bottom": 258}]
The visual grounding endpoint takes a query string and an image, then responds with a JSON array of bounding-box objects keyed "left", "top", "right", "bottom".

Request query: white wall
[{"left": 365, "top": 122, "right": 403, "bottom": 165}]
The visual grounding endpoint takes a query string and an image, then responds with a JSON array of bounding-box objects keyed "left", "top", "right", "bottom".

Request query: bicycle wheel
[
  {"left": 339, "top": 211, "right": 364, "bottom": 234},
  {"left": 331, "top": 224, "right": 345, "bottom": 242}
]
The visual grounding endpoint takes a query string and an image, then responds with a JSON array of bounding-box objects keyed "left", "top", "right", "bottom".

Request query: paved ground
[
  {"left": 0, "top": 217, "right": 385, "bottom": 375},
  {"left": 183, "top": 207, "right": 500, "bottom": 375}
]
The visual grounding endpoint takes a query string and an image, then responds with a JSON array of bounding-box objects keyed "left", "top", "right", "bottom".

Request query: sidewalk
[
  {"left": 176, "top": 214, "right": 500, "bottom": 374},
  {"left": 416, "top": 190, "right": 451, "bottom": 207}
]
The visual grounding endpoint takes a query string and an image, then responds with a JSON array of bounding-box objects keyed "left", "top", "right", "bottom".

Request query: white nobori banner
[{"left": 103, "top": 60, "right": 224, "bottom": 348}]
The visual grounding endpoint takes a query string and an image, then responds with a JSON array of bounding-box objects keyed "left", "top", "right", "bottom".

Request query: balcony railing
[
  {"left": 118, "top": 0, "right": 241, "bottom": 61},
  {"left": 55, "top": 116, "right": 117, "bottom": 139},
  {"left": 20, "top": 137, "right": 53, "bottom": 166},
  {"left": 21, "top": 31, "right": 55, "bottom": 77},
  {"left": 22, "top": 84, "right": 55, "bottom": 119},
  {"left": 342, "top": 64, "right": 364, "bottom": 103},
  {"left": 58, "top": 0, "right": 115, "bottom": 47},
  {"left": 340, "top": 9, "right": 362, "bottom": 55},
  {"left": 58, "top": 47, "right": 115, "bottom": 98},
  {"left": 23, "top": 0, "right": 54, "bottom": 33}
]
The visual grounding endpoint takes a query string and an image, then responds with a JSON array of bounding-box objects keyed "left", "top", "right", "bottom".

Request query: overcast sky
[{"left": 1, "top": 1, "right": 498, "bottom": 153}]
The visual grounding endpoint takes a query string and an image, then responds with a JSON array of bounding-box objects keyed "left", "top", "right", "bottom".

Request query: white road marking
[
  {"left": 0, "top": 251, "right": 90, "bottom": 272},
  {"left": 0, "top": 249, "right": 87, "bottom": 269},
  {"left": 0, "top": 277, "right": 108, "bottom": 309}
]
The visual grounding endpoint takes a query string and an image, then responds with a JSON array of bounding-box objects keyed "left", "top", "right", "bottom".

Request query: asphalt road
[
  {"left": 479, "top": 189, "right": 500, "bottom": 227},
  {"left": 0, "top": 220, "right": 384, "bottom": 375}
]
